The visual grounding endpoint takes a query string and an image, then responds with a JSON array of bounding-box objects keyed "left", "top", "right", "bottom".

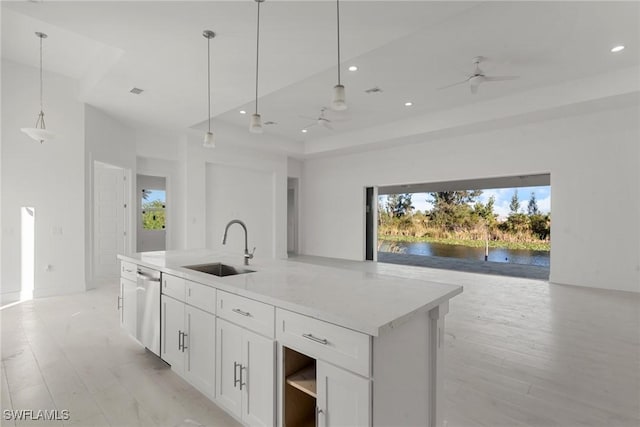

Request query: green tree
[
  {"left": 142, "top": 200, "right": 165, "bottom": 230},
  {"left": 472, "top": 196, "right": 497, "bottom": 228},
  {"left": 509, "top": 190, "right": 520, "bottom": 214},
  {"left": 386, "top": 193, "right": 414, "bottom": 218},
  {"left": 429, "top": 190, "right": 483, "bottom": 230},
  {"left": 527, "top": 192, "right": 540, "bottom": 215},
  {"left": 530, "top": 213, "right": 551, "bottom": 240}
]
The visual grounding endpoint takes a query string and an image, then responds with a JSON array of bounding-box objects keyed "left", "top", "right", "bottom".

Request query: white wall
[
  {"left": 182, "top": 129, "right": 289, "bottom": 260},
  {"left": 1, "top": 60, "right": 85, "bottom": 301},
  {"left": 84, "top": 105, "right": 136, "bottom": 288},
  {"left": 135, "top": 129, "right": 186, "bottom": 250},
  {"left": 300, "top": 105, "right": 640, "bottom": 293},
  {"left": 205, "top": 163, "right": 274, "bottom": 257}
]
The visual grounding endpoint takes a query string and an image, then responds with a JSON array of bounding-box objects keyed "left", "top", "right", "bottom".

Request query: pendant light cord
[
  {"left": 255, "top": 0, "right": 261, "bottom": 115},
  {"left": 39, "top": 34, "right": 44, "bottom": 113},
  {"left": 336, "top": 0, "right": 341, "bottom": 85},
  {"left": 207, "top": 35, "right": 211, "bottom": 133}
]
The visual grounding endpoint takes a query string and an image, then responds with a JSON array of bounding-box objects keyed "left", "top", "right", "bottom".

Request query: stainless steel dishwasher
[{"left": 136, "top": 266, "right": 160, "bottom": 356}]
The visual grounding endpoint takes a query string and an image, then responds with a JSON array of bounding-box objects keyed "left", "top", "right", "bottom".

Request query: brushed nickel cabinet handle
[
  {"left": 234, "top": 362, "right": 241, "bottom": 388},
  {"left": 232, "top": 308, "right": 251, "bottom": 317},
  {"left": 239, "top": 364, "right": 246, "bottom": 391},
  {"left": 303, "top": 333, "right": 329, "bottom": 345},
  {"left": 182, "top": 332, "right": 188, "bottom": 352}
]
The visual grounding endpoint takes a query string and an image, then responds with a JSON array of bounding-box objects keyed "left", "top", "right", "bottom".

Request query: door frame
[
  {"left": 287, "top": 177, "right": 299, "bottom": 256},
  {"left": 364, "top": 186, "right": 378, "bottom": 261}
]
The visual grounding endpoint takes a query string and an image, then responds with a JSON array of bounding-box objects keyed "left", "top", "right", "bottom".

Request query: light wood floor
[
  {"left": 1, "top": 271, "right": 639, "bottom": 426},
  {"left": 443, "top": 275, "right": 640, "bottom": 427}
]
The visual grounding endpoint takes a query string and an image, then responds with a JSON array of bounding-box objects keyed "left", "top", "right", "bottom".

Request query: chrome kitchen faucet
[{"left": 222, "top": 219, "right": 255, "bottom": 266}]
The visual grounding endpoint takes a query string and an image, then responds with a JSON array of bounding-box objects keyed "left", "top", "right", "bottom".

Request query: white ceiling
[{"left": 2, "top": 1, "right": 639, "bottom": 156}]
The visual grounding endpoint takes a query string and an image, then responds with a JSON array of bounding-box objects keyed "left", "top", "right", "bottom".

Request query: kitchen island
[{"left": 118, "top": 249, "right": 462, "bottom": 427}]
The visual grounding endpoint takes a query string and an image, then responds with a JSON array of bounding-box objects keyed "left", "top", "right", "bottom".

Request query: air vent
[
  {"left": 129, "top": 87, "right": 144, "bottom": 95},
  {"left": 365, "top": 87, "right": 383, "bottom": 94},
  {"left": 264, "top": 121, "right": 277, "bottom": 126}
]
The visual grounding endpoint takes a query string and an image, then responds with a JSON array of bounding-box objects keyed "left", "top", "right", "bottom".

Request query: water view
[{"left": 378, "top": 240, "right": 550, "bottom": 267}]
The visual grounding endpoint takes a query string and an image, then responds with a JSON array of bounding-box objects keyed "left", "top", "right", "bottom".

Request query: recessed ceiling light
[
  {"left": 348, "top": 65, "right": 358, "bottom": 72},
  {"left": 611, "top": 45, "right": 625, "bottom": 53},
  {"left": 301, "top": 129, "right": 308, "bottom": 133},
  {"left": 239, "top": 110, "right": 247, "bottom": 115},
  {"left": 404, "top": 101, "right": 413, "bottom": 107},
  {"left": 129, "top": 87, "right": 144, "bottom": 95}
]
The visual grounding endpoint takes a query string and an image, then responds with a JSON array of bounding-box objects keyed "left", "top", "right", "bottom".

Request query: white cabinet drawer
[
  {"left": 162, "top": 274, "right": 185, "bottom": 302},
  {"left": 217, "top": 291, "right": 275, "bottom": 339},
  {"left": 185, "top": 281, "right": 216, "bottom": 314},
  {"left": 276, "top": 309, "right": 371, "bottom": 378},
  {"left": 121, "top": 261, "right": 137, "bottom": 282}
]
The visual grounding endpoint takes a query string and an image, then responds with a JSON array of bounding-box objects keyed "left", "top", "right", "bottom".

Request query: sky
[
  {"left": 142, "top": 189, "right": 166, "bottom": 203},
  {"left": 381, "top": 186, "right": 551, "bottom": 220}
]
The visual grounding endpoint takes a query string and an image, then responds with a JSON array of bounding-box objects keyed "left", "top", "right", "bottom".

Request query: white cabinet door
[
  {"left": 121, "top": 278, "right": 137, "bottom": 337},
  {"left": 162, "top": 295, "right": 185, "bottom": 373},
  {"left": 317, "top": 361, "right": 371, "bottom": 427},
  {"left": 216, "top": 318, "right": 243, "bottom": 417},
  {"left": 243, "top": 330, "right": 275, "bottom": 427},
  {"left": 185, "top": 305, "right": 215, "bottom": 398}
]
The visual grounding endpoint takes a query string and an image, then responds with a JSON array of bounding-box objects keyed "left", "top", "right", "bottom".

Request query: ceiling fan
[
  {"left": 300, "top": 107, "right": 340, "bottom": 131},
  {"left": 439, "top": 56, "right": 519, "bottom": 94}
]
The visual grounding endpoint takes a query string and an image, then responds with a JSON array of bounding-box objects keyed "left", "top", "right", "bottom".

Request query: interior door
[
  {"left": 185, "top": 305, "right": 215, "bottom": 398},
  {"left": 243, "top": 330, "right": 275, "bottom": 427},
  {"left": 94, "top": 162, "right": 126, "bottom": 281},
  {"left": 216, "top": 318, "right": 243, "bottom": 417},
  {"left": 317, "top": 361, "right": 371, "bottom": 427}
]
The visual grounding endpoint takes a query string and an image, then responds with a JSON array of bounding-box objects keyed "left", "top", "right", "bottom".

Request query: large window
[
  {"left": 377, "top": 185, "right": 551, "bottom": 267},
  {"left": 141, "top": 189, "right": 166, "bottom": 230}
]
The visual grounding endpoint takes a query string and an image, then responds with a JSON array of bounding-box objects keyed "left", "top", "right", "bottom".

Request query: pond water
[{"left": 378, "top": 240, "right": 550, "bottom": 267}]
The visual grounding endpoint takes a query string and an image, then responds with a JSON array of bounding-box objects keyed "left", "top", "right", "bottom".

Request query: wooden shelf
[{"left": 286, "top": 364, "right": 317, "bottom": 398}]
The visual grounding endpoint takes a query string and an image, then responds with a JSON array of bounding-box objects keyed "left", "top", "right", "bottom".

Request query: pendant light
[
  {"left": 21, "top": 32, "right": 56, "bottom": 143},
  {"left": 203, "top": 30, "right": 216, "bottom": 148},
  {"left": 249, "top": 0, "right": 265, "bottom": 134},
  {"left": 331, "top": 0, "right": 347, "bottom": 111}
]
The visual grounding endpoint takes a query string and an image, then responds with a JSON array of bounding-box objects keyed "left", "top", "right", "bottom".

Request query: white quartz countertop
[{"left": 118, "top": 249, "right": 462, "bottom": 336}]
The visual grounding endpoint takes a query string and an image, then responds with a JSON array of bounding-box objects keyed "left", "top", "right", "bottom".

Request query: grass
[{"left": 378, "top": 235, "right": 551, "bottom": 251}]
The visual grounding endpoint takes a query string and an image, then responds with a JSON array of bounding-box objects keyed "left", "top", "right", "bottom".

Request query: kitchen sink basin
[{"left": 182, "top": 262, "right": 255, "bottom": 277}]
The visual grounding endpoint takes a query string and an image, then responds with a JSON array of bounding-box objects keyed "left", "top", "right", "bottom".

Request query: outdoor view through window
[
  {"left": 141, "top": 189, "right": 166, "bottom": 230},
  {"left": 378, "top": 186, "right": 551, "bottom": 267}
]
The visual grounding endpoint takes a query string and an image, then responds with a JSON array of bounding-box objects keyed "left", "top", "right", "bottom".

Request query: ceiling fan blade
[
  {"left": 470, "top": 84, "right": 478, "bottom": 94},
  {"left": 437, "top": 78, "right": 470, "bottom": 90},
  {"left": 484, "top": 75, "right": 519, "bottom": 82},
  {"left": 299, "top": 115, "right": 317, "bottom": 121},
  {"left": 322, "top": 122, "right": 334, "bottom": 130}
]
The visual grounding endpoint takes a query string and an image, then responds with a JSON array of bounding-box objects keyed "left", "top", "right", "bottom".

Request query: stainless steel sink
[{"left": 182, "top": 263, "right": 255, "bottom": 277}]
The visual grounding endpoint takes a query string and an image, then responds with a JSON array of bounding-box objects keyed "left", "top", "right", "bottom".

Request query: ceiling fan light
[
  {"left": 331, "top": 84, "right": 347, "bottom": 111},
  {"left": 249, "top": 113, "right": 263, "bottom": 133},
  {"left": 203, "top": 131, "right": 215, "bottom": 148},
  {"left": 21, "top": 127, "right": 55, "bottom": 143}
]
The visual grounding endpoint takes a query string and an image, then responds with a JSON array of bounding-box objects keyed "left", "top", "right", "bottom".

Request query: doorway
[
  {"left": 137, "top": 174, "right": 167, "bottom": 252},
  {"left": 365, "top": 187, "right": 376, "bottom": 261},
  {"left": 287, "top": 178, "right": 299, "bottom": 255},
  {"left": 372, "top": 174, "right": 551, "bottom": 279},
  {"left": 21, "top": 207, "right": 35, "bottom": 301}
]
